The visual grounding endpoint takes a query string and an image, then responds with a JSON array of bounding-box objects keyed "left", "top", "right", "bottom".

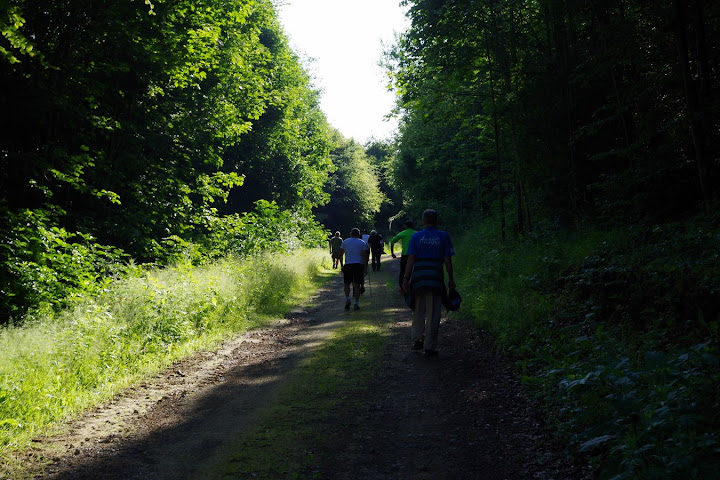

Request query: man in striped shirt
[{"left": 402, "top": 209, "right": 456, "bottom": 357}]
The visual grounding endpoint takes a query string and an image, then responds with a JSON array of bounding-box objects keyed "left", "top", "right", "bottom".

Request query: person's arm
[
  {"left": 390, "top": 233, "right": 400, "bottom": 258},
  {"left": 339, "top": 248, "right": 345, "bottom": 270},
  {"left": 444, "top": 256, "right": 455, "bottom": 288}
]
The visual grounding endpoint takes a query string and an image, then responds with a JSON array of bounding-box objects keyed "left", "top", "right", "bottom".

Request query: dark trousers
[
  {"left": 371, "top": 249, "right": 382, "bottom": 270},
  {"left": 398, "top": 255, "right": 408, "bottom": 286}
]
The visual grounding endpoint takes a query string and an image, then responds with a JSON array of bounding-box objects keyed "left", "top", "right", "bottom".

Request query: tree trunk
[
  {"left": 517, "top": 181, "right": 524, "bottom": 234},
  {"left": 589, "top": 0, "right": 633, "bottom": 165},
  {"left": 520, "top": 179, "right": 532, "bottom": 232},
  {"left": 486, "top": 41, "right": 506, "bottom": 242},
  {"left": 673, "top": 0, "right": 712, "bottom": 209}
]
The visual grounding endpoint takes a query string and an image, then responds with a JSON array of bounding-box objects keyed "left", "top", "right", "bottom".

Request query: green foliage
[
  {"left": 0, "top": 249, "right": 330, "bottom": 462},
  {"left": 453, "top": 217, "right": 557, "bottom": 347},
  {"left": 314, "top": 130, "right": 386, "bottom": 235},
  {"left": 365, "top": 138, "right": 404, "bottom": 232},
  {"left": 387, "top": 0, "right": 720, "bottom": 229},
  {"left": 167, "top": 200, "right": 328, "bottom": 265},
  {"left": 0, "top": 3, "right": 34, "bottom": 64},
  {"left": 389, "top": 3, "right": 720, "bottom": 473},
  {"left": 219, "top": 11, "right": 334, "bottom": 214},
  {"left": 542, "top": 337, "right": 719, "bottom": 480},
  {"left": 0, "top": 0, "right": 334, "bottom": 319},
  {"left": 0, "top": 207, "right": 128, "bottom": 323},
  {"left": 455, "top": 217, "right": 720, "bottom": 479}
]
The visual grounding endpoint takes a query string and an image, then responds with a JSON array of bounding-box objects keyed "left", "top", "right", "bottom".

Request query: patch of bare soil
[{"left": 20, "top": 259, "right": 589, "bottom": 480}]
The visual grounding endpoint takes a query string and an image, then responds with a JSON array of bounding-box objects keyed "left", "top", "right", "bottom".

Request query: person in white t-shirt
[
  {"left": 361, "top": 229, "right": 370, "bottom": 245},
  {"left": 340, "top": 228, "right": 369, "bottom": 311}
]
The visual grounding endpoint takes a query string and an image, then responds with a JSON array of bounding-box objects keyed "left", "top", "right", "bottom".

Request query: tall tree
[
  {"left": 314, "top": 130, "right": 385, "bottom": 236},
  {"left": 0, "top": 0, "right": 334, "bottom": 320},
  {"left": 365, "top": 138, "right": 402, "bottom": 233},
  {"left": 387, "top": 0, "right": 719, "bottom": 233}
]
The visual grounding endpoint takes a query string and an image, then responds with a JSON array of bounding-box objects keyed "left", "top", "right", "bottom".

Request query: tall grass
[
  {"left": 0, "top": 249, "right": 331, "bottom": 460},
  {"left": 453, "top": 219, "right": 583, "bottom": 348}
]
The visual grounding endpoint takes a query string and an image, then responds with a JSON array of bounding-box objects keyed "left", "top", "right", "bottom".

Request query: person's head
[
  {"left": 404, "top": 220, "right": 413, "bottom": 229},
  {"left": 363, "top": 229, "right": 369, "bottom": 234},
  {"left": 334, "top": 231, "right": 340, "bottom": 237},
  {"left": 350, "top": 227, "right": 361, "bottom": 238},
  {"left": 371, "top": 230, "right": 377, "bottom": 235},
  {"left": 422, "top": 209, "right": 438, "bottom": 226}
]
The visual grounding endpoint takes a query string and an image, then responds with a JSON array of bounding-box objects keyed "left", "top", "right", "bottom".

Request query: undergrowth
[
  {"left": 454, "top": 216, "right": 720, "bottom": 479},
  {"left": 0, "top": 249, "right": 331, "bottom": 471}
]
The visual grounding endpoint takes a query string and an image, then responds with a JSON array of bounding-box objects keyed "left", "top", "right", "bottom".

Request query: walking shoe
[
  {"left": 424, "top": 349, "right": 438, "bottom": 357},
  {"left": 345, "top": 299, "right": 351, "bottom": 310},
  {"left": 411, "top": 340, "right": 424, "bottom": 350},
  {"left": 353, "top": 304, "right": 360, "bottom": 311}
]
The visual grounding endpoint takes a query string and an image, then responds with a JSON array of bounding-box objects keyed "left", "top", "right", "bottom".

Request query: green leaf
[{"left": 579, "top": 435, "right": 616, "bottom": 452}]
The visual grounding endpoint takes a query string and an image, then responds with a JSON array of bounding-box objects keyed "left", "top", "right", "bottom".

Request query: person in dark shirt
[
  {"left": 329, "top": 231, "right": 344, "bottom": 269},
  {"left": 367, "top": 230, "right": 384, "bottom": 271}
]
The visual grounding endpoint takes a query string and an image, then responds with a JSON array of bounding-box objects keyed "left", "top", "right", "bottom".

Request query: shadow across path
[{"left": 36, "top": 272, "right": 351, "bottom": 480}]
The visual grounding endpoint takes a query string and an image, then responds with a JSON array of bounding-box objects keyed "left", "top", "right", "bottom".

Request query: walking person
[
  {"left": 390, "top": 220, "right": 416, "bottom": 292},
  {"left": 367, "top": 230, "right": 384, "bottom": 271},
  {"left": 340, "top": 228, "right": 369, "bottom": 311},
  {"left": 402, "top": 210, "right": 455, "bottom": 357},
  {"left": 361, "top": 229, "right": 370, "bottom": 245},
  {"left": 329, "top": 231, "right": 344, "bottom": 269}
]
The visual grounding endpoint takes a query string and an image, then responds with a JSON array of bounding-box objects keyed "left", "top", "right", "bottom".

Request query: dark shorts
[
  {"left": 343, "top": 263, "right": 364, "bottom": 284},
  {"left": 331, "top": 251, "right": 342, "bottom": 259}
]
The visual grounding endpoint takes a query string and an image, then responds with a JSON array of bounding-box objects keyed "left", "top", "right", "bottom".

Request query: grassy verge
[
  {"left": 453, "top": 217, "right": 720, "bottom": 479},
  {"left": 0, "top": 249, "right": 332, "bottom": 472},
  {"left": 201, "top": 271, "right": 397, "bottom": 479}
]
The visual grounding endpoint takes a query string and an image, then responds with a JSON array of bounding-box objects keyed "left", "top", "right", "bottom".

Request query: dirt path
[{"left": 22, "top": 258, "right": 588, "bottom": 480}]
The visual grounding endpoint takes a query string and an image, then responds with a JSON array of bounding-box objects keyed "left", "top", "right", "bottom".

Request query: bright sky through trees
[{"left": 277, "top": 0, "right": 409, "bottom": 143}]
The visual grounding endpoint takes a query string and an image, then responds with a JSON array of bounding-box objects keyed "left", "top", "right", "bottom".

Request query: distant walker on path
[
  {"left": 329, "top": 231, "right": 344, "bottom": 269},
  {"left": 402, "top": 210, "right": 455, "bottom": 357},
  {"left": 340, "top": 228, "right": 369, "bottom": 311}
]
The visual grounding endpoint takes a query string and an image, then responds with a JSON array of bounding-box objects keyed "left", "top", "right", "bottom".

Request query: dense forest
[
  {"left": 0, "top": 0, "right": 387, "bottom": 321},
  {"left": 387, "top": 0, "right": 718, "bottom": 229},
  {"left": 385, "top": 0, "right": 719, "bottom": 477},
  {"left": 2, "top": 0, "right": 719, "bottom": 477}
]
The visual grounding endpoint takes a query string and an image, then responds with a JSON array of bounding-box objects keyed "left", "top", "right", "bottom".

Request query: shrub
[
  {"left": 454, "top": 217, "right": 720, "bottom": 479},
  {"left": 0, "top": 207, "right": 128, "bottom": 324}
]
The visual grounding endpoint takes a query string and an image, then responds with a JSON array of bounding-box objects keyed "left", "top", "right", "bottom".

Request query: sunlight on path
[{"left": 32, "top": 257, "right": 405, "bottom": 480}]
